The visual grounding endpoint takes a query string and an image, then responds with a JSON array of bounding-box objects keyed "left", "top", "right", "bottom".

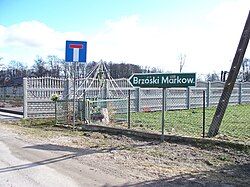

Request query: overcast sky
[{"left": 0, "top": 0, "right": 249, "bottom": 75}]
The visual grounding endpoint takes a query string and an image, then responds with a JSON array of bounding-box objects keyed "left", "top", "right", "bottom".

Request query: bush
[{"left": 51, "top": 94, "right": 59, "bottom": 102}]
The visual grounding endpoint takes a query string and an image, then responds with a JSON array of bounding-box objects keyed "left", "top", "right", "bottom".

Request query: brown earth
[{"left": 0, "top": 120, "right": 249, "bottom": 186}]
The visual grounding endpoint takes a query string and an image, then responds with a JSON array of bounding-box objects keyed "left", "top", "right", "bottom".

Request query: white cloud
[
  {"left": 207, "top": 0, "right": 250, "bottom": 26},
  {"left": 88, "top": 2, "right": 250, "bottom": 74},
  {"left": 0, "top": 21, "right": 85, "bottom": 66},
  {"left": 89, "top": 15, "right": 179, "bottom": 71},
  {"left": 169, "top": 0, "right": 250, "bottom": 74},
  {"left": 0, "top": 1, "right": 250, "bottom": 75}
]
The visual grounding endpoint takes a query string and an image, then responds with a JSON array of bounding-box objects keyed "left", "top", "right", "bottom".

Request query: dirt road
[
  {"left": 0, "top": 127, "right": 127, "bottom": 186},
  {"left": 0, "top": 120, "right": 249, "bottom": 186}
]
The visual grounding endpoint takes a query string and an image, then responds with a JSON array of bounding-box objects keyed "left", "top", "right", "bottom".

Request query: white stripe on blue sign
[
  {"left": 65, "top": 41, "right": 87, "bottom": 62},
  {"left": 73, "top": 48, "right": 80, "bottom": 62}
]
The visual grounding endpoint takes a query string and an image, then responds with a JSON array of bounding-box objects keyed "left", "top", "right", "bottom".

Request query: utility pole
[{"left": 208, "top": 11, "right": 250, "bottom": 137}]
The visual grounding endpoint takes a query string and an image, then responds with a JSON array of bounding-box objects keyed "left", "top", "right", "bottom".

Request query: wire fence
[
  {"left": 127, "top": 89, "right": 206, "bottom": 137},
  {"left": 53, "top": 89, "right": 250, "bottom": 144},
  {"left": 55, "top": 98, "right": 128, "bottom": 128},
  {"left": 213, "top": 104, "right": 250, "bottom": 142},
  {"left": 1, "top": 77, "right": 247, "bottom": 143},
  {"left": 127, "top": 97, "right": 250, "bottom": 144}
]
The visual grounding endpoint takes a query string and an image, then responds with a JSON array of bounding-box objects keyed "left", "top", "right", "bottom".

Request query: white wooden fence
[{"left": 1, "top": 77, "right": 249, "bottom": 118}]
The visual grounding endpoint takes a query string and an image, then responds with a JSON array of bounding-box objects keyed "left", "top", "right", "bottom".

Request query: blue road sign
[{"left": 65, "top": 41, "right": 87, "bottom": 62}]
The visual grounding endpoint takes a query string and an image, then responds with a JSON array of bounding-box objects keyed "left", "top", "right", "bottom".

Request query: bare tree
[
  {"left": 8, "top": 60, "right": 27, "bottom": 77},
  {"left": 206, "top": 72, "right": 220, "bottom": 82},
  {"left": 32, "top": 56, "right": 48, "bottom": 77},
  {"left": 241, "top": 58, "right": 250, "bottom": 81},
  {"left": 179, "top": 53, "right": 186, "bottom": 73}
]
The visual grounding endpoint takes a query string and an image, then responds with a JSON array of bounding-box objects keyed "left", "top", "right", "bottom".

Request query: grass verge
[{"left": 124, "top": 104, "right": 250, "bottom": 143}]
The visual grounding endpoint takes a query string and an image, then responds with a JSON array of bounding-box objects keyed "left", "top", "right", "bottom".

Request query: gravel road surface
[{"left": 0, "top": 128, "right": 127, "bottom": 187}]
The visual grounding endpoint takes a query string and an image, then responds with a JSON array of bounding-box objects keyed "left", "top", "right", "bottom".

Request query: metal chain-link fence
[
  {"left": 53, "top": 87, "right": 250, "bottom": 144},
  {"left": 55, "top": 98, "right": 128, "bottom": 128},
  {"left": 127, "top": 88, "right": 249, "bottom": 143},
  {"left": 88, "top": 98, "right": 128, "bottom": 127},
  {"left": 210, "top": 104, "right": 250, "bottom": 143},
  {"left": 128, "top": 88, "right": 207, "bottom": 137}
]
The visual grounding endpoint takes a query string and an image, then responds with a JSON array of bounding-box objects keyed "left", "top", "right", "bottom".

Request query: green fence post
[
  {"left": 55, "top": 101, "right": 57, "bottom": 125},
  {"left": 127, "top": 89, "right": 131, "bottom": 129},
  {"left": 186, "top": 87, "right": 191, "bottom": 109},
  {"left": 203, "top": 90, "right": 206, "bottom": 138},
  {"left": 83, "top": 89, "right": 86, "bottom": 122},
  {"left": 238, "top": 82, "right": 242, "bottom": 104},
  {"left": 161, "top": 88, "right": 166, "bottom": 141}
]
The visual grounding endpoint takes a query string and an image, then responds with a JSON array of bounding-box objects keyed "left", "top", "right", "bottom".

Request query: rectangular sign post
[
  {"left": 161, "top": 88, "right": 166, "bottom": 141},
  {"left": 65, "top": 40, "right": 87, "bottom": 129},
  {"left": 129, "top": 72, "right": 196, "bottom": 141},
  {"left": 129, "top": 73, "right": 196, "bottom": 88}
]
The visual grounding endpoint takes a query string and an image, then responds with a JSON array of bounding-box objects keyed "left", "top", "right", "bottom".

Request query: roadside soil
[{"left": 0, "top": 119, "right": 249, "bottom": 186}]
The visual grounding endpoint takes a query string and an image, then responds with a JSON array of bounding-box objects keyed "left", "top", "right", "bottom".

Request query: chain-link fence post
[
  {"left": 127, "top": 89, "right": 131, "bottom": 129},
  {"left": 82, "top": 89, "right": 86, "bottom": 122},
  {"left": 161, "top": 88, "right": 166, "bottom": 141},
  {"left": 203, "top": 90, "right": 206, "bottom": 138},
  {"left": 186, "top": 87, "right": 191, "bottom": 109}
]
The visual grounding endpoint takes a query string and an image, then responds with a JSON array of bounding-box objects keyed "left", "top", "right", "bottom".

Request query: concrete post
[
  {"left": 165, "top": 89, "right": 168, "bottom": 111},
  {"left": 63, "top": 78, "right": 69, "bottom": 99},
  {"left": 64, "top": 78, "right": 71, "bottom": 123},
  {"left": 64, "top": 78, "right": 71, "bottom": 100},
  {"left": 207, "top": 81, "right": 211, "bottom": 107},
  {"left": 135, "top": 88, "right": 141, "bottom": 112},
  {"left": 23, "top": 78, "right": 28, "bottom": 118},
  {"left": 102, "top": 80, "right": 108, "bottom": 108}
]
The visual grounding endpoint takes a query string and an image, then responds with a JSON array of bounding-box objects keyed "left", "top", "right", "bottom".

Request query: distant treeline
[
  {"left": 0, "top": 55, "right": 162, "bottom": 86},
  {"left": 1, "top": 55, "right": 250, "bottom": 86}
]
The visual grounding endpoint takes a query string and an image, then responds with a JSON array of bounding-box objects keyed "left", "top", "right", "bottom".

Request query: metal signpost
[
  {"left": 65, "top": 40, "right": 87, "bottom": 128},
  {"left": 129, "top": 73, "right": 196, "bottom": 140}
]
